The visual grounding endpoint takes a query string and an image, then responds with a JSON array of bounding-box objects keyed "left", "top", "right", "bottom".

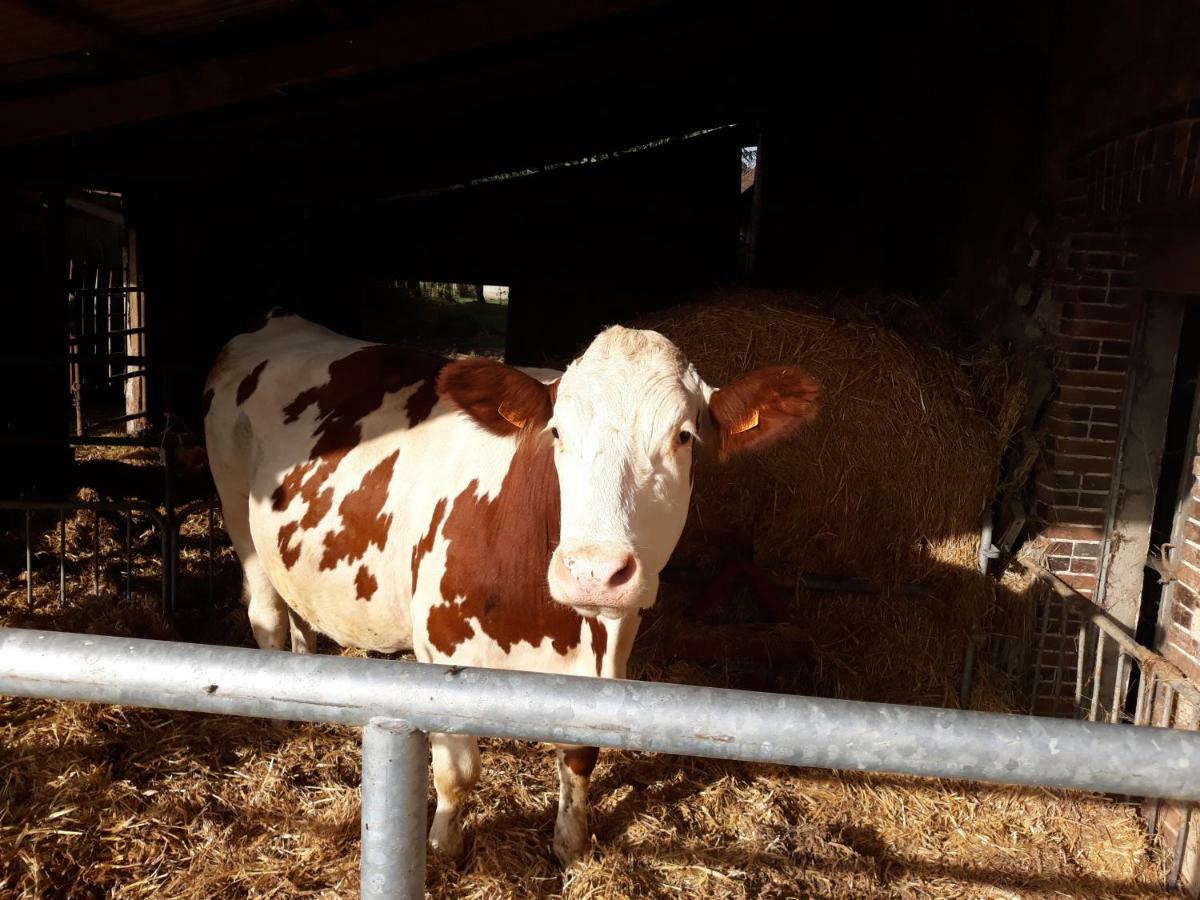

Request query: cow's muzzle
[{"left": 548, "top": 543, "right": 647, "bottom": 617}]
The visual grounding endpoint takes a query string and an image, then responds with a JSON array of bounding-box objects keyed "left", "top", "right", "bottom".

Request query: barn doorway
[{"left": 1141, "top": 297, "right": 1200, "bottom": 650}]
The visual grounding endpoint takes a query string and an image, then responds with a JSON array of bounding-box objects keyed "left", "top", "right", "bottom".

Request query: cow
[{"left": 203, "top": 308, "right": 820, "bottom": 865}]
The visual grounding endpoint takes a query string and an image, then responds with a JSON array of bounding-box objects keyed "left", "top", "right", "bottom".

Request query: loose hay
[{"left": 0, "top": 317, "right": 1172, "bottom": 897}]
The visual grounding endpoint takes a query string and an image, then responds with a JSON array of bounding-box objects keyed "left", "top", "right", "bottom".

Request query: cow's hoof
[
  {"left": 428, "top": 827, "right": 466, "bottom": 861},
  {"left": 552, "top": 825, "right": 592, "bottom": 867}
]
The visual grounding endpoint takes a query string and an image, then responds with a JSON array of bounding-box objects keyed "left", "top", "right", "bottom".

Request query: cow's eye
[
  {"left": 551, "top": 427, "right": 560, "bottom": 440},
  {"left": 678, "top": 430, "right": 692, "bottom": 445}
]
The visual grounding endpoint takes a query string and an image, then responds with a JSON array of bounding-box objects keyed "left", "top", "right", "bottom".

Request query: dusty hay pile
[
  {"left": 634, "top": 291, "right": 1030, "bottom": 708},
  {"left": 0, "top": 474, "right": 1172, "bottom": 898}
]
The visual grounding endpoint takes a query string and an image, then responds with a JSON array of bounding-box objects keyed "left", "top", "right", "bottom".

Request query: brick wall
[
  {"left": 1163, "top": 457, "right": 1200, "bottom": 682},
  {"left": 1036, "top": 224, "right": 1140, "bottom": 601}
]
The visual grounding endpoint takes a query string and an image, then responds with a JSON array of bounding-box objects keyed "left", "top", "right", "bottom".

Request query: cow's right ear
[{"left": 438, "top": 358, "right": 554, "bottom": 436}]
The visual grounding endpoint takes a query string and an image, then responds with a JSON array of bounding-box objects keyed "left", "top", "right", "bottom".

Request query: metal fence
[
  {"left": 1024, "top": 559, "right": 1200, "bottom": 894},
  {"left": 4, "top": 625, "right": 1200, "bottom": 898},
  {"left": 0, "top": 499, "right": 170, "bottom": 612}
]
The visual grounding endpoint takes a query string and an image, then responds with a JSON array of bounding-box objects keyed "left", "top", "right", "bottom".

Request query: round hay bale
[{"left": 636, "top": 289, "right": 1025, "bottom": 591}]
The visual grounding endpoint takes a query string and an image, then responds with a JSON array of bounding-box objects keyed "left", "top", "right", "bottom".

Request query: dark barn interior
[{"left": 10, "top": 0, "right": 1200, "bottom": 895}]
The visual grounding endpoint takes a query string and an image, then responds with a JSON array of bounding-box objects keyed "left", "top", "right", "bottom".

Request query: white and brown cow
[{"left": 203, "top": 308, "right": 820, "bottom": 864}]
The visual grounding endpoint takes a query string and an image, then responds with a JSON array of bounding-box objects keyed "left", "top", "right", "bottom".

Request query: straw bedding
[{"left": 0, "top": 294, "right": 1173, "bottom": 897}]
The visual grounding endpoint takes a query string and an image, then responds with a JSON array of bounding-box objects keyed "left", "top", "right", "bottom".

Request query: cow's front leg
[
  {"left": 553, "top": 745, "right": 599, "bottom": 865},
  {"left": 428, "top": 733, "right": 481, "bottom": 859}
]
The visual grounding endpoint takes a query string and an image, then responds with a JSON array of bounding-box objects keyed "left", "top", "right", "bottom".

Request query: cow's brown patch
[
  {"left": 562, "top": 746, "right": 600, "bottom": 778},
  {"left": 355, "top": 565, "right": 378, "bottom": 600},
  {"left": 427, "top": 422, "right": 607, "bottom": 674},
  {"left": 201, "top": 388, "right": 215, "bottom": 418},
  {"left": 709, "top": 365, "right": 821, "bottom": 461},
  {"left": 406, "top": 378, "right": 440, "bottom": 428},
  {"left": 278, "top": 521, "right": 301, "bottom": 569},
  {"left": 236, "top": 360, "right": 269, "bottom": 405},
  {"left": 319, "top": 450, "right": 399, "bottom": 571},
  {"left": 586, "top": 618, "right": 607, "bottom": 676},
  {"left": 283, "top": 345, "right": 447, "bottom": 458},
  {"left": 411, "top": 497, "right": 448, "bottom": 593}
]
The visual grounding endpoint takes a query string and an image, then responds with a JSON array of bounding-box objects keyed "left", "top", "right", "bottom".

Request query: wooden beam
[{"left": 0, "top": 0, "right": 665, "bottom": 147}]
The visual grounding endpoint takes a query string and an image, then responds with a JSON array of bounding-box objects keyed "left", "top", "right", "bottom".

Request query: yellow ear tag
[
  {"left": 731, "top": 409, "right": 760, "bottom": 435},
  {"left": 498, "top": 400, "right": 527, "bottom": 429}
]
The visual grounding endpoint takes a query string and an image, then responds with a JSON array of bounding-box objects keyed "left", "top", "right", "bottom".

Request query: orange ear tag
[
  {"left": 498, "top": 400, "right": 527, "bottom": 429},
  {"left": 731, "top": 409, "right": 760, "bottom": 435}
]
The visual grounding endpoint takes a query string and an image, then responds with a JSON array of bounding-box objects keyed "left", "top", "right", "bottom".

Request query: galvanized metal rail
[{"left": 5, "top": 626, "right": 1200, "bottom": 897}]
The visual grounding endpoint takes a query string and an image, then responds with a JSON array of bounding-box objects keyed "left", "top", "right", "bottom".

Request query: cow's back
[{"left": 203, "top": 312, "right": 518, "bottom": 652}]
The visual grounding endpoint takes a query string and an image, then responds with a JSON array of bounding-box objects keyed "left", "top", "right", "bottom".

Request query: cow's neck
[{"left": 430, "top": 424, "right": 611, "bottom": 675}]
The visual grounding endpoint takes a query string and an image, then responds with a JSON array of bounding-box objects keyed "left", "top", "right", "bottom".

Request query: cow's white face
[
  {"left": 438, "top": 325, "right": 821, "bottom": 620},
  {"left": 545, "top": 327, "right": 705, "bottom": 617}
]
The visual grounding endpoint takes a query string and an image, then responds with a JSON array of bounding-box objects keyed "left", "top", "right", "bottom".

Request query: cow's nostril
[{"left": 607, "top": 555, "right": 637, "bottom": 589}]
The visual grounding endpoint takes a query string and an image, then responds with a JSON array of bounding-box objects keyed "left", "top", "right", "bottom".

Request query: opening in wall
[
  {"left": 1141, "top": 297, "right": 1200, "bottom": 650},
  {"left": 361, "top": 280, "right": 510, "bottom": 359}
]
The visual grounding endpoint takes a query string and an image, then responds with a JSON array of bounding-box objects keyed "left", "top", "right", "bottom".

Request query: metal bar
[
  {"left": 1024, "top": 560, "right": 1200, "bottom": 708},
  {"left": 124, "top": 512, "right": 132, "bottom": 604},
  {"left": 361, "top": 718, "right": 428, "bottom": 900},
  {"left": 1111, "top": 652, "right": 1127, "bottom": 724},
  {"left": 67, "top": 285, "right": 143, "bottom": 294},
  {"left": 1074, "top": 621, "right": 1087, "bottom": 711},
  {"left": 1134, "top": 670, "right": 1150, "bottom": 727},
  {"left": 1090, "top": 630, "right": 1105, "bottom": 722},
  {"left": 57, "top": 511, "right": 65, "bottom": 606},
  {"left": 1150, "top": 687, "right": 1178, "bottom": 837},
  {"left": 67, "top": 327, "right": 145, "bottom": 343},
  {"left": 103, "top": 368, "right": 148, "bottom": 385},
  {"left": 207, "top": 506, "right": 215, "bottom": 606},
  {"left": 5, "top": 627, "right": 1200, "bottom": 802},
  {"left": 82, "top": 410, "right": 150, "bottom": 433},
  {"left": 92, "top": 509, "right": 100, "bottom": 598},
  {"left": 1169, "top": 803, "right": 1193, "bottom": 892},
  {"left": 25, "top": 509, "right": 33, "bottom": 610}
]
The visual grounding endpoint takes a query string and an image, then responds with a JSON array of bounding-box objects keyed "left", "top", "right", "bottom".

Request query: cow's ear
[
  {"left": 438, "top": 358, "right": 554, "bottom": 436},
  {"left": 707, "top": 365, "right": 820, "bottom": 461}
]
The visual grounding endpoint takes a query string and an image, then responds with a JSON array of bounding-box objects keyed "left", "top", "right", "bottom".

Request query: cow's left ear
[
  {"left": 438, "top": 357, "right": 554, "bottom": 436},
  {"left": 707, "top": 365, "right": 821, "bottom": 461}
]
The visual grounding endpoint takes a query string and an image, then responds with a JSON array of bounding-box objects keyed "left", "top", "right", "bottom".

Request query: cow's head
[{"left": 438, "top": 326, "right": 820, "bottom": 619}]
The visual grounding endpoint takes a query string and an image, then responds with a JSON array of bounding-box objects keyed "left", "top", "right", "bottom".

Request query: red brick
[
  {"left": 1050, "top": 453, "right": 1116, "bottom": 475},
  {"left": 1044, "top": 505, "right": 1108, "bottom": 526},
  {"left": 1179, "top": 562, "right": 1200, "bottom": 595},
  {"left": 1070, "top": 556, "right": 1098, "bottom": 574},
  {"left": 1057, "top": 385, "right": 1124, "bottom": 406},
  {"left": 1058, "top": 319, "right": 1133, "bottom": 340},
  {"left": 1072, "top": 541, "right": 1102, "bottom": 558},
  {"left": 1048, "top": 541, "right": 1074, "bottom": 556},
  {"left": 1090, "top": 406, "right": 1122, "bottom": 424},
  {"left": 1049, "top": 555, "right": 1071, "bottom": 573},
  {"left": 1043, "top": 524, "right": 1105, "bottom": 541},
  {"left": 1061, "top": 302, "right": 1135, "bottom": 321},
  {"left": 1066, "top": 338, "right": 1101, "bottom": 354},
  {"left": 1051, "top": 437, "right": 1117, "bottom": 458},
  {"left": 1182, "top": 518, "right": 1200, "bottom": 545},
  {"left": 1064, "top": 354, "right": 1098, "bottom": 371},
  {"left": 1096, "top": 355, "right": 1128, "bottom": 373},
  {"left": 1088, "top": 423, "right": 1120, "bottom": 442},
  {"left": 1108, "top": 271, "right": 1140, "bottom": 288},
  {"left": 1058, "top": 370, "right": 1127, "bottom": 390},
  {"left": 1082, "top": 474, "right": 1112, "bottom": 492},
  {"left": 1060, "top": 572, "right": 1099, "bottom": 592},
  {"left": 1046, "top": 418, "right": 1089, "bottom": 439},
  {"left": 1037, "top": 483, "right": 1079, "bottom": 507},
  {"left": 1046, "top": 402, "right": 1091, "bottom": 422},
  {"left": 1071, "top": 233, "right": 1129, "bottom": 252},
  {"left": 1101, "top": 339, "right": 1132, "bottom": 356}
]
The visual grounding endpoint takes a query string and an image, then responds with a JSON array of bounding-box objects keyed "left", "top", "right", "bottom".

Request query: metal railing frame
[
  {"left": 5, "top": 626, "right": 1200, "bottom": 898},
  {"left": 0, "top": 499, "right": 170, "bottom": 612},
  {"left": 1024, "top": 559, "right": 1200, "bottom": 895}
]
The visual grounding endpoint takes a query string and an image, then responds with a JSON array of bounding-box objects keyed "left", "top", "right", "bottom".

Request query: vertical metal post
[
  {"left": 125, "top": 512, "right": 132, "bottom": 603},
  {"left": 25, "top": 509, "right": 33, "bottom": 610},
  {"left": 361, "top": 718, "right": 428, "bottom": 900},
  {"left": 1089, "top": 630, "right": 1105, "bottom": 722},
  {"left": 93, "top": 509, "right": 100, "bottom": 598},
  {"left": 207, "top": 506, "right": 215, "bottom": 606},
  {"left": 1111, "top": 653, "right": 1127, "bottom": 724},
  {"left": 58, "top": 510, "right": 65, "bottom": 606}
]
